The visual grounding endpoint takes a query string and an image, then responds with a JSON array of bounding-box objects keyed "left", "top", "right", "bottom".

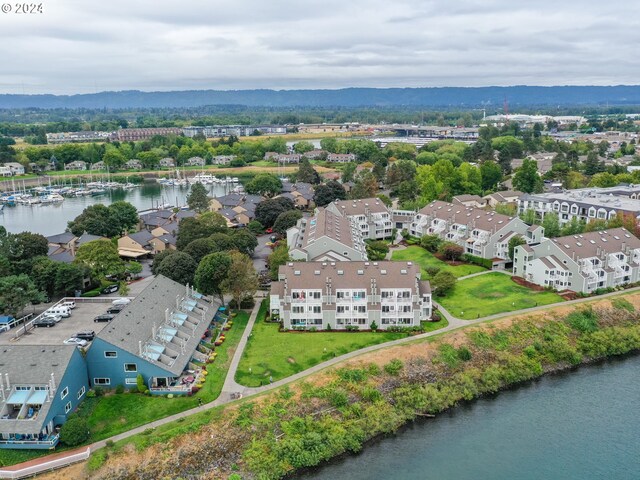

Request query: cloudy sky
[{"left": 1, "top": 0, "right": 639, "bottom": 94}]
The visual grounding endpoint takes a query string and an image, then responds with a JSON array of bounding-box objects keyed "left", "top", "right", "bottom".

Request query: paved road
[
  {"left": 252, "top": 233, "right": 272, "bottom": 272},
  {"left": 7, "top": 286, "right": 640, "bottom": 477}
]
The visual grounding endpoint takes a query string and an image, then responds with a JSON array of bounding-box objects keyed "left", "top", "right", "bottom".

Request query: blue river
[{"left": 300, "top": 355, "right": 640, "bottom": 480}]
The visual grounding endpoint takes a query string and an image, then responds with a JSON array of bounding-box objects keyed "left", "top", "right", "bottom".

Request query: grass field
[
  {"left": 438, "top": 272, "right": 565, "bottom": 319},
  {"left": 235, "top": 303, "right": 415, "bottom": 387},
  {"left": 391, "top": 246, "right": 486, "bottom": 278}
]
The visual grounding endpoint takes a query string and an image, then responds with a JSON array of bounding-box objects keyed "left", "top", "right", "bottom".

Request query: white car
[
  {"left": 112, "top": 298, "right": 131, "bottom": 306},
  {"left": 61, "top": 301, "right": 76, "bottom": 309},
  {"left": 42, "top": 314, "right": 62, "bottom": 323},
  {"left": 63, "top": 337, "right": 88, "bottom": 347}
]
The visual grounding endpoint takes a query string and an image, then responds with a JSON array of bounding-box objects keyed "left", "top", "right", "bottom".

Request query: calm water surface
[
  {"left": 300, "top": 355, "right": 640, "bottom": 480},
  {"left": 0, "top": 183, "right": 232, "bottom": 236}
]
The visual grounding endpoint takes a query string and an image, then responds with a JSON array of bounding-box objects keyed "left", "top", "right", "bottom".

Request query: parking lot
[{"left": 0, "top": 300, "right": 116, "bottom": 346}]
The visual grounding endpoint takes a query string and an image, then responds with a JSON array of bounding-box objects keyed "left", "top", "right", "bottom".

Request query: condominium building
[
  {"left": 409, "top": 200, "right": 543, "bottom": 263},
  {"left": 518, "top": 187, "right": 640, "bottom": 225},
  {"left": 512, "top": 227, "right": 640, "bottom": 293},
  {"left": 270, "top": 261, "right": 432, "bottom": 330},
  {"left": 325, "top": 198, "right": 393, "bottom": 240},
  {"left": 288, "top": 208, "right": 367, "bottom": 262}
]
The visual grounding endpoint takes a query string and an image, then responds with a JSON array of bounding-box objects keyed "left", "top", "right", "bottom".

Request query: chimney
[
  {"left": 49, "top": 373, "right": 55, "bottom": 391},
  {"left": 5, "top": 373, "right": 9, "bottom": 390},
  {"left": 139, "top": 341, "right": 143, "bottom": 356},
  {"left": 152, "top": 322, "right": 157, "bottom": 339},
  {"left": 165, "top": 308, "right": 169, "bottom": 324}
]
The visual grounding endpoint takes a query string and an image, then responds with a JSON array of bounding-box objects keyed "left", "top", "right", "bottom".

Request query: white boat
[{"left": 192, "top": 173, "right": 215, "bottom": 184}]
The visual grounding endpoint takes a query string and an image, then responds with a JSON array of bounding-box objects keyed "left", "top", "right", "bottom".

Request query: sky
[{"left": 1, "top": 0, "right": 639, "bottom": 95}]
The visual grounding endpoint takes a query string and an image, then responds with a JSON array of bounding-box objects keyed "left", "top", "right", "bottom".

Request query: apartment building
[
  {"left": 409, "top": 200, "right": 543, "bottom": 263},
  {"left": 270, "top": 261, "right": 432, "bottom": 330},
  {"left": 518, "top": 188, "right": 640, "bottom": 225},
  {"left": 512, "top": 227, "right": 640, "bottom": 293},
  {"left": 288, "top": 208, "right": 367, "bottom": 262},
  {"left": 325, "top": 198, "right": 393, "bottom": 240}
]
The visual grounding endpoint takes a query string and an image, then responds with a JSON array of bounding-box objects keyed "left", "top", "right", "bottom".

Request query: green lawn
[
  {"left": 391, "top": 246, "right": 486, "bottom": 278},
  {"left": 438, "top": 272, "right": 565, "bottom": 320},
  {"left": 236, "top": 304, "right": 413, "bottom": 387},
  {"left": 250, "top": 160, "right": 279, "bottom": 167},
  {"left": 75, "top": 310, "right": 250, "bottom": 442}
]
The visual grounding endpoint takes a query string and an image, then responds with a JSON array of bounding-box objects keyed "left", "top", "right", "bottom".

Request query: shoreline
[{"left": 289, "top": 350, "right": 640, "bottom": 479}]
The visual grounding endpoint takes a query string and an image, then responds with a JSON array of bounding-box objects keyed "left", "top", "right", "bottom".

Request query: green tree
[
  {"left": 108, "top": 201, "right": 139, "bottom": 235},
  {"left": 320, "top": 137, "right": 338, "bottom": 153},
  {"left": 55, "top": 263, "right": 87, "bottom": 295},
  {"left": 125, "top": 261, "right": 143, "bottom": 279},
  {"left": 480, "top": 161, "right": 503, "bottom": 191},
  {"left": 68, "top": 204, "right": 115, "bottom": 237},
  {"left": 247, "top": 220, "right": 264, "bottom": 235},
  {"left": 350, "top": 171, "right": 379, "bottom": 199},
  {"left": 584, "top": 151, "right": 605, "bottom": 176},
  {"left": 313, "top": 180, "right": 347, "bottom": 207},
  {"left": 255, "top": 198, "right": 295, "bottom": 228},
  {"left": 508, "top": 235, "right": 527, "bottom": 260},
  {"left": 155, "top": 251, "right": 198, "bottom": 286},
  {"left": 245, "top": 173, "right": 282, "bottom": 198},
  {"left": 0, "top": 231, "right": 49, "bottom": 263},
  {"left": 187, "top": 182, "right": 211, "bottom": 213},
  {"left": 273, "top": 210, "right": 303, "bottom": 235},
  {"left": 30, "top": 257, "right": 59, "bottom": 298},
  {"left": 420, "top": 234, "right": 443, "bottom": 252},
  {"left": 59, "top": 417, "right": 89, "bottom": 447},
  {"left": 293, "top": 141, "right": 315, "bottom": 154},
  {"left": 589, "top": 172, "right": 618, "bottom": 188},
  {"left": 151, "top": 249, "right": 176, "bottom": 275},
  {"left": 221, "top": 251, "right": 258, "bottom": 307},
  {"left": 512, "top": 159, "right": 543, "bottom": 193},
  {"left": 520, "top": 208, "right": 537, "bottom": 225},
  {"left": 432, "top": 271, "right": 456, "bottom": 297},
  {"left": 365, "top": 241, "right": 389, "bottom": 261},
  {"left": 541, "top": 212, "right": 561, "bottom": 238},
  {"left": 341, "top": 162, "right": 357, "bottom": 183},
  {"left": 295, "top": 158, "right": 320, "bottom": 184},
  {"left": 176, "top": 212, "right": 228, "bottom": 249},
  {"left": 74, "top": 239, "right": 125, "bottom": 279},
  {"left": 268, "top": 244, "right": 290, "bottom": 281},
  {"left": 102, "top": 147, "right": 126, "bottom": 171},
  {"left": 232, "top": 229, "right": 259, "bottom": 256},
  {"left": 195, "top": 252, "right": 233, "bottom": 303},
  {"left": 0, "top": 274, "right": 43, "bottom": 316}
]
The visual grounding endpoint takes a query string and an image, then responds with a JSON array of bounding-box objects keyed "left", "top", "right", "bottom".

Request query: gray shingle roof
[
  {"left": 96, "top": 275, "right": 217, "bottom": 376},
  {"left": 127, "top": 230, "right": 155, "bottom": 246},
  {"left": 47, "top": 232, "right": 75, "bottom": 244},
  {"left": 0, "top": 345, "right": 78, "bottom": 434}
]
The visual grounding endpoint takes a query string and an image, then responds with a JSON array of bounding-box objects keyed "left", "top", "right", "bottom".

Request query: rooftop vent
[
  {"left": 337, "top": 270, "right": 344, "bottom": 275},
  {"left": 357, "top": 270, "right": 364, "bottom": 275},
  {"left": 294, "top": 270, "right": 301, "bottom": 276},
  {"left": 400, "top": 269, "right": 407, "bottom": 274},
  {"left": 381, "top": 269, "right": 387, "bottom": 275}
]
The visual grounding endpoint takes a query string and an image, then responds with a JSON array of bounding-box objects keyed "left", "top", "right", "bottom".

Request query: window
[
  {"left": 94, "top": 378, "right": 111, "bottom": 386},
  {"left": 312, "top": 292, "right": 321, "bottom": 299},
  {"left": 310, "top": 306, "right": 321, "bottom": 314},
  {"left": 124, "top": 363, "right": 137, "bottom": 372},
  {"left": 104, "top": 351, "right": 117, "bottom": 358},
  {"left": 60, "top": 387, "right": 68, "bottom": 400},
  {"left": 125, "top": 378, "right": 137, "bottom": 385},
  {"left": 64, "top": 402, "right": 72, "bottom": 413},
  {"left": 77, "top": 386, "right": 85, "bottom": 400}
]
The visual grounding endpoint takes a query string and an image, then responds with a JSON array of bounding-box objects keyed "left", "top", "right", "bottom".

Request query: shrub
[
  {"left": 229, "top": 475, "right": 243, "bottom": 480},
  {"left": 462, "top": 254, "right": 493, "bottom": 269},
  {"left": 93, "top": 386, "right": 104, "bottom": 397},
  {"left": 136, "top": 373, "right": 147, "bottom": 394},
  {"left": 370, "top": 320, "right": 378, "bottom": 332},
  {"left": 425, "top": 266, "right": 441, "bottom": 278},
  {"left": 384, "top": 359, "right": 404, "bottom": 376},
  {"left": 81, "top": 289, "right": 101, "bottom": 298},
  {"left": 87, "top": 450, "right": 108, "bottom": 472},
  {"left": 326, "top": 324, "right": 332, "bottom": 331},
  {"left": 457, "top": 346, "right": 472, "bottom": 361},
  {"left": 328, "top": 389, "right": 349, "bottom": 408},
  {"left": 345, "top": 325, "right": 359, "bottom": 332},
  {"left": 115, "top": 384, "right": 124, "bottom": 394},
  {"left": 611, "top": 298, "right": 634, "bottom": 312},
  {"left": 566, "top": 309, "right": 599, "bottom": 333},
  {"left": 439, "top": 241, "right": 464, "bottom": 261},
  {"left": 337, "top": 368, "right": 367, "bottom": 383},
  {"left": 60, "top": 417, "right": 89, "bottom": 446},
  {"left": 420, "top": 234, "right": 442, "bottom": 252},
  {"left": 86, "top": 389, "right": 96, "bottom": 398}
]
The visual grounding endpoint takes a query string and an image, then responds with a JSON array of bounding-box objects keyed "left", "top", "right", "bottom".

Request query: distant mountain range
[{"left": 2, "top": 86, "right": 640, "bottom": 109}]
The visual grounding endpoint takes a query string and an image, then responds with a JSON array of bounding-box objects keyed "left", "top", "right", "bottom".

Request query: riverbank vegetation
[{"left": 87, "top": 293, "right": 640, "bottom": 480}]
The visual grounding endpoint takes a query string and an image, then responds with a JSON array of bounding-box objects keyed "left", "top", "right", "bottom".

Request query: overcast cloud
[{"left": 0, "top": 0, "right": 639, "bottom": 94}]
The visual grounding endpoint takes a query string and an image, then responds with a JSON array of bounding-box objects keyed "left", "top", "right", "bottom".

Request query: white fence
[{"left": 0, "top": 447, "right": 91, "bottom": 479}]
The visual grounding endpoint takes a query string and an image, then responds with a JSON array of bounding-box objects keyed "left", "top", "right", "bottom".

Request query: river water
[
  {"left": 0, "top": 182, "right": 232, "bottom": 236},
  {"left": 299, "top": 355, "right": 640, "bottom": 480}
]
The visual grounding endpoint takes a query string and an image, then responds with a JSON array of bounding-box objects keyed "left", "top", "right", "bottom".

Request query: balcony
[{"left": 0, "top": 434, "right": 59, "bottom": 450}]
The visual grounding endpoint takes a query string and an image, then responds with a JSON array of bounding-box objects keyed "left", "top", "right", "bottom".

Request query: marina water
[
  {"left": 0, "top": 183, "right": 231, "bottom": 236},
  {"left": 300, "top": 355, "right": 640, "bottom": 480}
]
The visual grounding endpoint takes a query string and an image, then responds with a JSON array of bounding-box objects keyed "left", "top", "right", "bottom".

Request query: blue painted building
[
  {"left": 85, "top": 275, "right": 216, "bottom": 391},
  {"left": 0, "top": 346, "right": 89, "bottom": 449}
]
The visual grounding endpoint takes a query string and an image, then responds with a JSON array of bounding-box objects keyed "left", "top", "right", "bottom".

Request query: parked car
[
  {"left": 107, "top": 305, "right": 125, "bottom": 314},
  {"left": 33, "top": 318, "right": 56, "bottom": 328},
  {"left": 73, "top": 331, "right": 95, "bottom": 341},
  {"left": 63, "top": 337, "right": 88, "bottom": 347},
  {"left": 101, "top": 285, "right": 119, "bottom": 295},
  {"left": 42, "top": 313, "right": 63, "bottom": 323},
  {"left": 46, "top": 306, "right": 71, "bottom": 318},
  {"left": 265, "top": 227, "right": 273, "bottom": 234},
  {"left": 61, "top": 301, "right": 76, "bottom": 309},
  {"left": 94, "top": 314, "right": 115, "bottom": 323},
  {"left": 112, "top": 297, "right": 131, "bottom": 306}
]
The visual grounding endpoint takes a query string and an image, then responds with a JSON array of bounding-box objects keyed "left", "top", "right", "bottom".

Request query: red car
[{"left": 265, "top": 227, "right": 273, "bottom": 234}]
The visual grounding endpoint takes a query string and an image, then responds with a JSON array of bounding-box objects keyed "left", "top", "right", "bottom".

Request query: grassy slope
[
  {"left": 236, "top": 304, "right": 412, "bottom": 387},
  {"left": 438, "top": 272, "right": 565, "bottom": 319},
  {"left": 391, "top": 246, "right": 486, "bottom": 278}
]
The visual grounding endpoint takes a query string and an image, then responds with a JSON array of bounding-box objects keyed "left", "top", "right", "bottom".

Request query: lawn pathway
[{"left": 5, "top": 287, "right": 640, "bottom": 478}]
